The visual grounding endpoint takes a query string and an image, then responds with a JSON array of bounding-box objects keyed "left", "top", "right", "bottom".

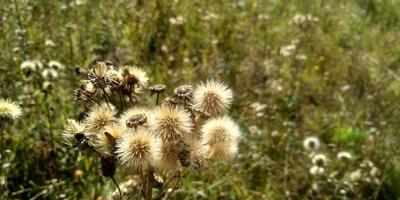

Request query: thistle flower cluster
[{"left": 64, "top": 61, "right": 241, "bottom": 198}]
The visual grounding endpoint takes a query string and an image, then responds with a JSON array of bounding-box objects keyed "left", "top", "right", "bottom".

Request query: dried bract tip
[
  {"left": 116, "top": 129, "right": 161, "bottom": 171},
  {"left": 193, "top": 80, "right": 233, "bottom": 114},
  {"left": 0, "top": 99, "right": 22, "bottom": 120}
]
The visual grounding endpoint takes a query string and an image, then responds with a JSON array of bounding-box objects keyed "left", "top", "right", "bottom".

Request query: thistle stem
[
  {"left": 156, "top": 93, "right": 160, "bottom": 105},
  {"left": 111, "top": 176, "right": 123, "bottom": 200}
]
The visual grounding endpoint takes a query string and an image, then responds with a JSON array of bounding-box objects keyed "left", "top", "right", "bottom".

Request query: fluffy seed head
[
  {"left": 310, "top": 166, "right": 325, "bottom": 176},
  {"left": 121, "top": 66, "right": 149, "bottom": 90},
  {"left": 184, "top": 138, "right": 207, "bottom": 168},
  {"left": 97, "top": 123, "right": 123, "bottom": 155},
  {"left": 193, "top": 80, "right": 233, "bottom": 114},
  {"left": 207, "top": 142, "right": 238, "bottom": 161},
  {"left": 85, "top": 103, "right": 116, "bottom": 133},
  {"left": 0, "top": 99, "right": 22, "bottom": 119},
  {"left": 63, "top": 119, "right": 86, "bottom": 145},
  {"left": 20, "top": 60, "right": 37, "bottom": 71},
  {"left": 116, "top": 129, "right": 161, "bottom": 170},
  {"left": 303, "top": 136, "right": 320, "bottom": 151},
  {"left": 337, "top": 151, "right": 352, "bottom": 162},
  {"left": 312, "top": 154, "right": 328, "bottom": 167},
  {"left": 48, "top": 60, "right": 64, "bottom": 70},
  {"left": 201, "top": 116, "right": 240, "bottom": 147},
  {"left": 151, "top": 106, "right": 193, "bottom": 142},
  {"left": 42, "top": 68, "right": 58, "bottom": 79},
  {"left": 118, "top": 107, "right": 152, "bottom": 132}
]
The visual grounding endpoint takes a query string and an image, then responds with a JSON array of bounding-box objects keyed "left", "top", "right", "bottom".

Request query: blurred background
[{"left": 1, "top": 0, "right": 400, "bottom": 199}]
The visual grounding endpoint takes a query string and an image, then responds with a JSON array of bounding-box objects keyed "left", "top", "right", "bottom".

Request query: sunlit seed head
[
  {"left": 309, "top": 165, "right": 325, "bottom": 176},
  {"left": 85, "top": 103, "right": 116, "bottom": 133},
  {"left": 201, "top": 116, "right": 240, "bottom": 147},
  {"left": 118, "top": 107, "right": 152, "bottom": 132},
  {"left": 350, "top": 169, "right": 362, "bottom": 181},
  {"left": 193, "top": 80, "right": 233, "bottom": 114},
  {"left": 303, "top": 136, "right": 320, "bottom": 151},
  {"left": 48, "top": 60, "right": 64, "bottom": 70},
  {"left": 0, "top": 99, "right": 22, "bottom": 120},
  {"left": 120, "top": 66, "right": 149, "bottom": 89},
  {"left": 41, "top": 68, "right": 58, "bottom": 79},
  {"left": 20, "top": 60, "right": 36, "bottom": 71},
  {"left": 97, "top": 123, "right": 123, "bottom": 155},
  {"left": 158, "top": 141, "right": 180, "bottom": 170},
  {"left": 207, "top": 142, "right": 238, "bottom": 161},
  {"left": 312, "top": 154, "right": 328, "bottom": 167},
  {"left": 337, "top": 151, "right": 352, "bottom": 162},
  {"left": 116, "top": 129, "right": 161, "bottom": 171},
  {"left": 151, "top": 106, "right": 193, "bottom": 142},
  {"left": 63, "top": 118, "right": 86, "bottom": 145},
  {"left": 105, "top": 69, "right": 122, "bottom": 83}
]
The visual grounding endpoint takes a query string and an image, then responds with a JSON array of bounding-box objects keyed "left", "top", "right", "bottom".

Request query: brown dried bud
[
  {"left": 149, "top": 84, "right": 166, "bottom": 95},
  {"left": 126, "top": 114, "right": 147, "bottom": 128},
  {"left": 100, "top": 154, "right": 117, "bottom": 177},
  {"left": 174, "top": 85, "right": 193, "bottom": 100},
  {"left": 162, "top": 96, "right": 177, "bottom": 107}
]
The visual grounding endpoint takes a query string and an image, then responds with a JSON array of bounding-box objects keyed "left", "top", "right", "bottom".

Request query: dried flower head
[
  {"left": 193, "top": 80, "right": 233, "bottom": 114},
  {"left": 120, "top": 66, "right": 149, "bottom": 92},
  {"left": 337, "top": 151, "right": 352, "bottom": 162},
  {"left": 310, "top": 165, "right": 325, "bottom": 176},
  {"left": 303, "top": 136, "right": 320, "bottom": 151},
  {"left": 151, "top": 106, "right": 193, "bottom": 142},
  {"left": 88, "top": 62, "right": 113, "bottom": 89},
  {"left": 149, "top": 84, "right": 166, "bottom": 95},
  {"left": 116, "top": 129, "right": 161, "bottom": 170},
  {"left": 174, "top": 85, "right": 193, "bottom": 100},
  {"left": 118, "top": 107, "right": 152, "bottom": 131},
  {"left": 97, "top": 123, "right": 123, "bottom": 155},
  {"left": 0, "top": 99, "right": 22, "bottom": 119},
  {"left": 85, "top": 103, "right": 116, "bottom": 133},
  {"left": 201, "top": 116, "right": 240, "bottom": 147},
  {"left": 63, "top": 119, "right": 90, "bottom": 148},
  {"left": 162, "top": 97, "right": 177, "bottom": 107},
  {"left": 312, "top": 154, "right": 328, "bottom": 167}
]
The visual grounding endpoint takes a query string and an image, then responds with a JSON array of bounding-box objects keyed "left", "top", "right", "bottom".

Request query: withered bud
[
  {"left": 178, "top": 149, "right": 191, "bottom": 168},
  {"left": 100, "top": 154, "right": 117, "bottom": 177},
  {"left": 73, "top": 133, "right": 91, "bottom": 151},
  {"left": 149, "top": 84, "right": 166, "bottom": 95},
  {"left": 126, "top": 114, "right": 147, "bottom": 128},
  {"left": 174, "top": 85, "right": 193, "bottom": 100},
  {"left": 163, "top": 96, "right": 177, "bottom": 107}
]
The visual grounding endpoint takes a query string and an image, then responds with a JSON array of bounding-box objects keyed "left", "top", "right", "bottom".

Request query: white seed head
[
  {"left": 337, "top": 151, "right": 352, "bottom": 161},
  {"left": 0, "top": 99, "right": 22, "bottom": 119},
  {"left": 201, "top": 116, "right": 240, "bottom": 147},
  {"left": 309, "top": 165, "right": 325, "bottom": 176},
  {"left": 116, "top": 129, "right": 161, "bottom": 171},
  {"left": 151, "top": 106, "right": 193, "bottom": 142},
  {"left": 85, "top": 103, "right": 116, "bottom": 133},
  {"left": 193, "top": 80, "right": 233, "bottom": 114},
  {"left": 312, "top": 153, "right": 328, "bottom": 166},
  {"left": 303, "top": 136, "right": 320, "bottom": 151}
]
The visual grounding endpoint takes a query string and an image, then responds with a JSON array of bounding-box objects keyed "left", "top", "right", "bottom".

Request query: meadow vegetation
[{"left": 1, "top": 0, "right": 400, "bottom": 199}]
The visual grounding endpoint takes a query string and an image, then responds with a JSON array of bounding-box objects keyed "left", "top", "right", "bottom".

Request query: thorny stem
[{"left": 111, "top": 176, "right": 123, "bottom": 200}]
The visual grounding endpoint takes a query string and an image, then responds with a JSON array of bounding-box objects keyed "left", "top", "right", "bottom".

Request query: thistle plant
[{"left": 64, "top": 61, "right": 241, "bottom": 199}]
